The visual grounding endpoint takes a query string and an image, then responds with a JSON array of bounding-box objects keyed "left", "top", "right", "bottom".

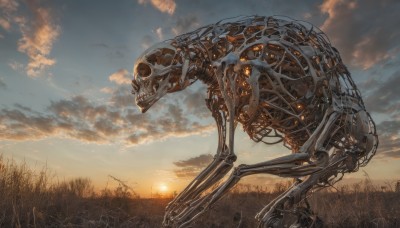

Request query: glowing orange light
[
  {"left": 297, "top": 104, "right": 303, "bottom": 109},
  {"left": 244, "top": 67, "right": 251, "bottom": 76}
]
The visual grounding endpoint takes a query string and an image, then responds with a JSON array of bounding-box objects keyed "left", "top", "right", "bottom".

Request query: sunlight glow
[{"left": 159, "top": 184, "right": 168, "bottom": 192}]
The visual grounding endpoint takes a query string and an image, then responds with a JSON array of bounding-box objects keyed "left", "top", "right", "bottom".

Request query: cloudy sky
[{"left": 1, "top": 0, "right": 400, "bottom": 196}]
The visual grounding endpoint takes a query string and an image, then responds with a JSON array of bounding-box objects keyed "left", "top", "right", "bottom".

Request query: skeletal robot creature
[{"left": 131, "top": 16, "right": 378, "bottom": 227}]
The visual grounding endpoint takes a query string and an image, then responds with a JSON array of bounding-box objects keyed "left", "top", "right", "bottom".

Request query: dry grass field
[{"left": 1, "top": 155, "right": 399, "bottom": 228}]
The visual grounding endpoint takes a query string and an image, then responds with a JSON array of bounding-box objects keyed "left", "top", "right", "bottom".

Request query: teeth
[{"left": 136, "top": 91, "right": 155, "bottom": 102}]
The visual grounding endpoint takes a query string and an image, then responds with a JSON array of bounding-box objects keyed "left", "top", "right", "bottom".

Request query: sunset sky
[{"left": 1, "top": 0, "right": 400, "bottom": 197}]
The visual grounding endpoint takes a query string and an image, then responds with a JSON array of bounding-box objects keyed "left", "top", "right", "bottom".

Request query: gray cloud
[
  {"left": 14, "top": 104, "right": 35, "bottom": 113},
  {"left": 357, "top": 77, "right": 380, "bottom": 92},
  {"left": 364, "top": 71, "right": 400, "bottom": 115},
  {"left": 355, "top": 70, "right": 400, "bottom": 160},
  {"left": 125, "top": 102, "right": 213, "bottom": 145},
  {"left": 94, "top": 118, "right": 120, "bottom": 136},
  {"left": 174, "top": 154, "right": 213, "bottom": 168},
  {"left": 173, "top": 154, "right": 213, "bottom": 178},
  {"left": 48, "top": 96, "right": 107, "bottom": 122},
  {"left": 375, "top": 120, "right": 400, "bottom": 158},
  {"left": 109, "top": 86, "right": 136, "bottom": 108},
  {"left": 0, "top": 91, "right": 214, "bottom": 145},
  {"left": 0, "top": 109, "right": 56, "bottom": 140},
  {"left": 171, "top": 15, "right": 199, "bottom": 35},
  {"left": 320, "top": 0, "right": 400, "bottom": 69},
  {"left": 0, "top": 96, "right": 111, "bottom": 142}
]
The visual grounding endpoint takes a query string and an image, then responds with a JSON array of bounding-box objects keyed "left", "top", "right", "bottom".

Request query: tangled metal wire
[{"left": 132, "top": 15, "right": 378, "bottom": 227}]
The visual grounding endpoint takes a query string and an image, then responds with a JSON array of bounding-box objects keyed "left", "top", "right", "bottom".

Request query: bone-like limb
[
  {"left": 173, "top": 153, "right": 314, "bottom": 228},
  {"left": 172, "top": 111, "right": 347, "bottom": 228},
  {"left": 256, "top": 111, "right": 361, "bottom": 227},
  {"left": 174, "top": 113, "right": 340, "bottom": 227},
  {"left": 165, "top": 99, "right": 227, "bottom": 208},
  {"left": 164, "top": 59, "right": 243, "bottom": 227},
  {"left": 164, "top": 81, "right": 238, "bottom": 227},
  {"left": 164, "top": 158, "right": 235, "bottom": 227},
  {"left": 257, "top": 154, "right": 347, "bottom": 228},
  {"left": 164, "top": 142, "right": 232, "bottom": 225}
]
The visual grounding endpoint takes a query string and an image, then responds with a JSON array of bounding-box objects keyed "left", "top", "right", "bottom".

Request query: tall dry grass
[
  {"left": 1, "top": 155, "right": 399, "bottom": 227},
  {"left": 309, "top": 179, "right": 400, "bottom": 227},
  {"left": 0, "top": 155, "right": 150, "bottom": 227}
]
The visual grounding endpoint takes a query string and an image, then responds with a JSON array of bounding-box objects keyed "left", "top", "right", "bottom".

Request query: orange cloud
[
  {"left": 320, "top": 0, "right": 340, "bottom": 19},
  {"left": 138, "top": 0, "right": 176, "bottom": 15},
  {"left": 17, "top": 3, "right": 60, "bottom": 77},
  {"left": 1, "top": 0, "right": 60, "bottom": 77},
  {"left": 0, "top": 17, "right": 10, "bottom": 30},
  {"left": 109, "top": 69, "right": 132, "bottom": 85}
]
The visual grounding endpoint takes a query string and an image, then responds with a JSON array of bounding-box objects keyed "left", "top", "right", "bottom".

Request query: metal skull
[{"left": 132, "top": 42, "right": 184, "bottom": 113}]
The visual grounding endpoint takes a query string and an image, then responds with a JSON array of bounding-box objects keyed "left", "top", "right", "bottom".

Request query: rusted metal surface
[{"left": 132, "top": 15, "right": 378, "bottom": 228}]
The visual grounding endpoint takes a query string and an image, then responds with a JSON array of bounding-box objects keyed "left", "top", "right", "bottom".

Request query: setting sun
[{"left": 159, "top": 184, "right": 168, "bottom": 192}]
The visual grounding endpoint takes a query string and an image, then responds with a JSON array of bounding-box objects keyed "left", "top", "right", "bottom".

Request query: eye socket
[
  {"left": 136, "top": 63, "right": 151, "bottom": 77},
  {"left": 158, "top": 53, "right": 174, "bottom": 66}
]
